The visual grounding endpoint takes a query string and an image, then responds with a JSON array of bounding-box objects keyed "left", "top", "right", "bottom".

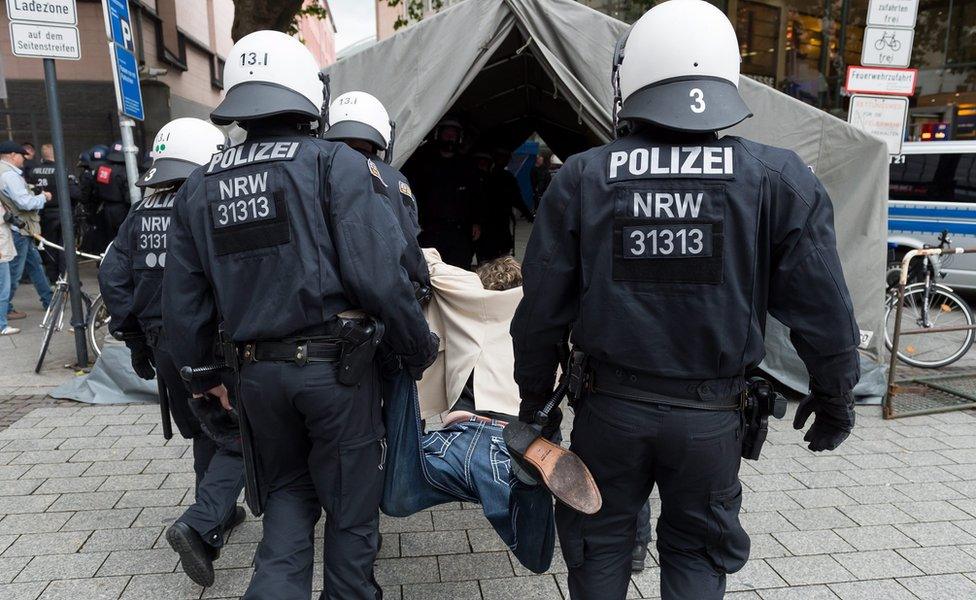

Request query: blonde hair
[{"left": 477, "top": 256, "right": 523, "bottom": 291}]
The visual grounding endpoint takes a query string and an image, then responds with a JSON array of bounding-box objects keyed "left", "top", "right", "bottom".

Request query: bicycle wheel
[
  {"left": 86, "top": 295, "right": 110, "bottom": 358},
  {"left": 35, "top": 291, "right": 66, "bottom": 374},
  {"left": 885, "top": 285, "right": 976, "bottom": 368}
]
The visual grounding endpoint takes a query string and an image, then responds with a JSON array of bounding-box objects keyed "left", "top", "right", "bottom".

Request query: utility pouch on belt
[
  {"left": 567, "top": 350, "right": 590, "bottom": 405},
  {"left": 337, "top": 318, "right": 385, "bottom": 386},
  {"left": 741, "top": 377, "right": 787, "bottom": 461}
]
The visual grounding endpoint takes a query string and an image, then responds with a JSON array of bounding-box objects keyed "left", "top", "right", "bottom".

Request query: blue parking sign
[
  {"left": 102, "top": 0, "right": 134, "bottom": 51},
  {"left": 110, "top": 42, "right": 143, "bottom": 120}
]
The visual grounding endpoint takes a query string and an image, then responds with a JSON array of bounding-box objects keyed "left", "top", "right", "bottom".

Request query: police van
[{"left": 888, "top": 140, "right": 976, "bottom": 289}]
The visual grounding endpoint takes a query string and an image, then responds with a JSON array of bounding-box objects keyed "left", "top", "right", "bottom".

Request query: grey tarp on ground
[
  {"left": 324, "top": 0, "right": 888, "bottom": 396},
  {"left": 50, "top": 343, "right": 157, "bottom": 405}
]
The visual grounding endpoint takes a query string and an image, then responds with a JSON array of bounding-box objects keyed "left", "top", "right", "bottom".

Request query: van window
[{"left": 890, "top": 152, "right": 976, "bottom": 203}]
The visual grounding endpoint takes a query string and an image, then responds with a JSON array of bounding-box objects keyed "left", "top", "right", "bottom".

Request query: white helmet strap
[
  {"left": 318, "top": 72, "right": 332, "bottom": 138},
  {"left": 385, "top": 120, "right": 396, "bottom": 164}
]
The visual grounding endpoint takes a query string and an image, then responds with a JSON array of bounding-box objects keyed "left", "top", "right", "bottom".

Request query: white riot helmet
[
  {"left": 322, "top": 91, "right": 395, "bottom": 161},
  {"left": 137, "top": 118, "right": 226, "bottom": 188},
  {"left": 211, "top": 30, "right": 325, "bottom": 127},
  {"left": 613, "top": 0, "right": 751, "bottom": 134}
]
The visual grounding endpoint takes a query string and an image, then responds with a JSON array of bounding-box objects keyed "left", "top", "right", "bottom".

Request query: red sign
[{"left": 846, "top": 66, "right": 918, "bottom": 96}]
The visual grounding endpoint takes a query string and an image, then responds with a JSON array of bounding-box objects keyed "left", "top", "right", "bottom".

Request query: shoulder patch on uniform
[
  {"left": 368, "top": 159, "right": 387, "bottom": 187},
  {"left": 398, "top": 180, "right": 413, "bottom": 198}
]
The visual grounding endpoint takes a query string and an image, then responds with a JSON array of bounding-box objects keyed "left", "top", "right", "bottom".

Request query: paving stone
[
  {"left": 110, "top": 436, "right": 162, "bottom": 449},
  {"left": 895, "top": 500, "right": 972, "bottom": 523},
  {"left": 781, "top": 508, "right": 857, "bottom": 532},
  {"left": 68, "top": 448, "right": 132, "bottom": 463},
  {"left": 833, "top": 524, "right": 918, "bottom": 551},
  {"left": 47, "top": 491, "right": 122, "bottom": 512},
  {"left": 378, "top": 533, "right": 400, "bottom": 559},
  {"left": 14, "top": 553, "right": 108, "bottom": 582},
  {"left": 836, "top": 486, "right": 910, "bottom": 506},
  {"left": 8, "top": 450, "right": 77, "bottom": 465},
  {"left": 897, "top": 573, "right": 976, "bottom": 599},
  {"left": 786, "top": 489, "right": 858, "bottom": 509},
  {"left": 401, "top": 580, "right": 482, "bottom": 600},
  {"left": 438, "top": 551, "right": 513, "bottom": 581},
  {"left": 838, "top": 504, "right": 917, "bottom": 527},
  {"left": 160, "top": 473, "right": 196, "bottom": 489},
  {"left": 791, "top": 472, "right": 857, "bottom": 489},
  {"left": 210, "top": 543, "right": 257, "bottom": 569},
  {"left": 831, "top": 549, "right": 922, "bottom": 579},
  {"left": 766, "top": 556, "right": 856, "bottom": 586},
  {"left": 97, "top": 548, "right": 178, "bottom": 576},
  {"left": 1, "top": 531, "right": 91, "bottom": 556},
  {"left": 432, "top": 509, "right": 493, "bottom": 531},
  {"left": 401, "top": 530, "right": 469, "bottom": 557},
  {"left": 467, "top": 528, "right": 509, "bottom": 553},
  {"left": 0, "top": 482, "right": 42, "bottom": 498},
  {"left": 142, "top": 459, "right": 194, "bottom": 475},
  {"left": 1, "top": 440, "right": 61, "bottom": 453},
  {"left": 223, "top": 520, "right": 262, "bottom": 544},
  {"left": 750, "top": 534, "right": 792, "bottom": 559},
  {"left": 21, "top": 462, "right": 90, "bottom": 480},
  {"left": 375, "top": 556, "right": 439, "bottom": 585},
  {"left": 0, "top": 496, "right": 57, "bottom": 515},
  {"left": 750, "top": 459, "right": 809, "bottom": 475},
  {"left": 61, "top": 509, "right": 141, "bottom": 532},
  {"left": 34, "top": 477, "right": 105, "bottom": 495},
  {"left": 98, "top": 474, "right": 166, "bottom": 492},
  {"left": 741, "top": 512, "right": 799, "bottom": 535},
  {"left": 742, "top": 492, "right": 804, "bottom": 514},
  {"left": 0, "top": 466, "right": 30, "bottom": 481},
  {"left": 200, "top": 567, "right": 251, "bottom": 599},
  {"left": 119, "top": 572, "right": 203, "bottom": 599},
  {"left": 80, "top": 527, "right": 162, "bottom": 552},
  {"left": 115, "top": 488, "right": 186, "bottom": 509},
  {"left": 0, "top": 513, "right": 71, "bottom": 535},
  {"left": 741, "top": 475, "right": 806, "bottom": 493},
  {"left": 0, "top": 557, "right": 29, "bottom": 585},
  {"left": 897, "top": 545, "right": 976, "bottom": 575},
  {"left": 126, "top": 446, "right": 187, "bottom": 461},
  {"left": 46, "top": 426, "right": 105, "bottom": 439},
  {"left": 0, "top": 538, "right": 13, "bottom": 556},
  {"left": 84, "top": 460, "right": 150, "bottom": 478},
  {"left": 772, "top": 530, "right": 854, "bottom": 556},
  {"left": 57, "top": 437, "right": 117, "bottom": 450},
  {"left": 828, "top": 579, "right": 918, "bottom": 600},
  {"left": 896, "top": 521, "right": 976, "bottom": 547},
  {"left": 0, "top": 581, "right": 46, "bottom": 600},
  {"left": 480, "top": 575, "right": 562, "bottom": 599},
  {"left": 757, "top": 585, "right": 841, "bottom": 599},
  {"left": 844, "top": 469, "right": 909, "bottom": 487},
  {"left": 727, "top": 559, "right": 790, "bottom": 591}
]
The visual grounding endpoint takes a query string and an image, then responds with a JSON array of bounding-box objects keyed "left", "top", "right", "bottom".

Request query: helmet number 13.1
[{"left": 689, "top": 88, "right": 706, "bottom": 114}]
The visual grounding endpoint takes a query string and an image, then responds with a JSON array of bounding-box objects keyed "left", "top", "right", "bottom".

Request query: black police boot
[
  {"left": 224, "top": 506, "right": 246, "bottom": 534},
  {"left": 632, "top": 542, "right": 648, "bottom": 572},
  {"left": 166, "top": 522, "right": 215, "bottom": 587}
]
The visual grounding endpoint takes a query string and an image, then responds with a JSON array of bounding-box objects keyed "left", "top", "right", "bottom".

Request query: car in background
[{"left": 887, "top": 140, "right": 976, "bottom": 289}]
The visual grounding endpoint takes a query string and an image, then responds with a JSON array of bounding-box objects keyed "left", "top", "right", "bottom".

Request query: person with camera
[
  {"left": 0, "top": 193, "right": 18, "bottom": 335},
  {"left": 0, "top": 141, "right": 53, "bottom": 322}
]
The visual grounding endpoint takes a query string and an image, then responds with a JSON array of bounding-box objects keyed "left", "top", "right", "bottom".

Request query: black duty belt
[
  {"left": 238, "top": 338, "right": 341, "bottom": 366},
  {"left": 588, "top": 358, "right": 744, "bottom": 411}
]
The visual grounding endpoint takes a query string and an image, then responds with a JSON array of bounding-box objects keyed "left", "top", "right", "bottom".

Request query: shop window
[{"left": 738, "top": 0, "right": 780, "bottom": 78}]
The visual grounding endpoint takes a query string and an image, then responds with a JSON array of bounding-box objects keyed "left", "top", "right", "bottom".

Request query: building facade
[
  {"left": 0, "top": 0, "right": 336, "bottom": 165},
  {"left": 376, "top": 0, "right": 976, "bottom": 142}
]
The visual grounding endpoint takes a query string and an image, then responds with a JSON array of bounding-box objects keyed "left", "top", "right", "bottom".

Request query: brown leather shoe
[
  {"left": 6, "top": 310, "right": 26, "bottom": 320},
  {"left": 504, "top": 421, "right": 602, "bottom": 514}
]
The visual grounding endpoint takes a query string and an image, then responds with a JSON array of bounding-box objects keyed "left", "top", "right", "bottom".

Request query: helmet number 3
[{"left": 689, "top": 88, "right": 706, "bottom": 114}]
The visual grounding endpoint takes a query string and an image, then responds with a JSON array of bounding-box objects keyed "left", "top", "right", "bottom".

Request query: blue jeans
[
  {"left": 9, "top": 232, "right": 52, "bottom": 310},
  {"left": 0, "top": 262, "right": 10, "bottom": 329},
  {"left": 381, "top": 370, "right": 555, "bottom": 573}
]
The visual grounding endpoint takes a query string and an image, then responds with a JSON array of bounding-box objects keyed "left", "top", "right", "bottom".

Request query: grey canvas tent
[{"left": 324, "top": 0, "right": 889, "bottom": 395}]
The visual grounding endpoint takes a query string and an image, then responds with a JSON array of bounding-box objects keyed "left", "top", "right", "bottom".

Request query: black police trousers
[
  {"left": 558, "top": 393, "right": 750, "bottom": 600},
  {"left": 153, "top": 348, "right": 245, "bottom": 548},
  {"left": 40, "top": 212, "right": 63, "bottom": 283},
  {"left": 238, "top": 360, "right": 385, "bottom": 600}
]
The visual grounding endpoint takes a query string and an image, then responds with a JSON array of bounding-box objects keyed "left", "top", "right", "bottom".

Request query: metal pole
[
  {"left": 834, "top": 0, "right": 850, "bottom": 109},
  {"left": 43, "top": 58, "right": 88, "bottom": 367},
  {"left": 119, "top": 118, "right": 141, "bottom": 205}
]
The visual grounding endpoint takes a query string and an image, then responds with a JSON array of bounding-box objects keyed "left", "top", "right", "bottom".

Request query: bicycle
[
  {"left": 884, "top": 230, "right": 975, "bottom": 368},
  {"left": 32, "top": 235, "right": 108, "bottom": 373}
]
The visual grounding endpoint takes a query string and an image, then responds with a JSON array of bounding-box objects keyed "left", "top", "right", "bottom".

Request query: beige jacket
[
  {"left": 0, "top": 203, "right": 16, "bottom": 264},
  {"left": 417, "top": 248, "right": 522, "bottom": 418}
]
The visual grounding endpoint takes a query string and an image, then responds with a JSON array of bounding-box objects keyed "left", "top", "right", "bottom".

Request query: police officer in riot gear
[
  {"left": 322, "top": 90, "right": 428, "bottom": 290},
  {"left": 511, "top": 1, "right": 859, "bottom": 598},
  {"left": 162, "top": 31, "right": 437, "bottom": 600},
  {"left": 93, "top": 141, "right": 133, "bottom": 245},
  {"left": 98, "top": 118, "right": 246, "bottom": 588},
  {"left": 26, "top": 144, "right": 63, "bottom": 282},
  {"left": 404, "top": 117, "right": 481, "bottom": 268}
]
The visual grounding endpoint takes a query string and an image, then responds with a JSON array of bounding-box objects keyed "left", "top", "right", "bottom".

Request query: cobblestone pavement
[{"left": 0, "top": 400, "right": 975, "bottom": 599}]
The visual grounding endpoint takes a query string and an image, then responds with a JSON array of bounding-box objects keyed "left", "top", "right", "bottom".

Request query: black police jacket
[
  {"left": 161, "top": 134, "right": 434, "bottom": 390},
  {"left": 371, "top": 156, "right": 429, "bottom": 287},
  {"left": 403, "top": 148, "right": 481, "bottom": 233},
  {"left": 26, "top": 159, "right": 60, "bottom": 205},
  {"left": 93, "top": 162, "right": 129, "bottom": 205},
  {"left": 98, "top": 185, "right": 179, "bottom": 338},
  {"left": 511, "top": 129, "right": 860, "bottom": 398}
]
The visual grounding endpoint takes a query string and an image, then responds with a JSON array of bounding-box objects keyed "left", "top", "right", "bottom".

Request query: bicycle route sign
[
  {"left": 867, "top": 0, "right": 919, "bottom": 29},
  {"left": 861, "top": 26, "right": 914, "bottom": 67}
]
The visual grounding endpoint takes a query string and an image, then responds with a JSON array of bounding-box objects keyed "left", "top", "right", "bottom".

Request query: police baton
[{"left": 156, "top": 377, "right": 174, "bottom": 441}]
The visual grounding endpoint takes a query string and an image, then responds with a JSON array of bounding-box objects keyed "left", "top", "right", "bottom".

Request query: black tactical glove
[
  {"left": 407, "top": 331, "right": 440, "bottom": 381},
  {"left": 126, "top": 340, "right": 156, "bottom": 381},
  {"left": 518, "top": 391, "right": 561, "bottom": 440},
  {"left": 793, "top": 391, "right": 856, "bottom": 452},
  {"left": 377, "top": 344, "right": 403, "bottom": 379}
]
